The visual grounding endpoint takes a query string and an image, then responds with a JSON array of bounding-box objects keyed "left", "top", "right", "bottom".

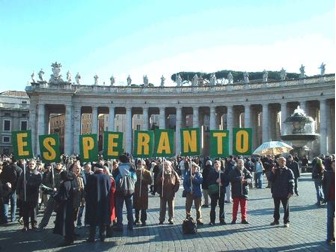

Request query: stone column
[
  {"left": 319, "top": 99, "right": 327, "bottom": 154},
  {"left": 244, "top": 104, "right": 251, "bottom": 128},
  {"left": 91, "top": 106, "right": 98, "bottom": 134},
  {"left": 108, "top": 106, "right": 115, "bottom": 131},
  {"left": 73, "top": 106, "right": 81, "bottom": 154},
  {"left": 209, "top": 106, "right": 216, "bottom": 130},
  {"left": 125, "top": 107, "right": 132, "bottom": 155},
  {"left": 143, "top": 107, "right": 149, "bottom": 130},
  {"left": 29, "top": 101, "right": 37, "bottom": 156},
  {"left": 176, "top": 107, "right": 182, "bottom": 155},
  {"left": 193, "top": 106, "right": 199, "bottom": 128},
  {"left": 262, "top": 103, "right": 269, "bottom": 142},
  {"left": 226, "top": 105, "right": 233, "bottom": 154},
  {"left": 159, "top": 107, "right": 165, "bottom": 129},
  {"left": 36, "top": 103, "right": 46, "bottom": 155},
  {"left": 64, "top": 104, "right": 73, "bottom": 155},
  {"left": 280, "top": 102, "right": 287, "bottom": 135}
]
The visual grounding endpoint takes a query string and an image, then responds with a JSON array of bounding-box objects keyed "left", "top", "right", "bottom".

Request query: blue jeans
[
  {"left": 3, "top": 191, "right": 17, "bottom": 222},
  {"left": 327, "top": 200, "right": 335, "bottom": 241},
  {"left": 314, "top": 179, "right": 324, "bottom": 204},
  {"left": 255, "top": 172, "right": 263, "bottom": 188},
  {"left": 116, "top": 195, "right": 134, "bottom": 229}
]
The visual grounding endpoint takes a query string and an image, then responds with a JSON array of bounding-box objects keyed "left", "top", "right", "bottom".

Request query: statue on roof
[
  {"left": 160, "top": 75, "right": 165, "bottom": 87},
  {"left": 262, "top": 70, "right": 268, "bottom": 82},
  {"left": 75, "top": 72, "right": 81, "bottom": 84},
  {"left": 299, "top": 64, "right": 305, "bottom": 78},
  {"left": 319, "top": 62, "right": 326, "bottom": 75},
  {"left": 176, "top": 74, "right": 182, "bottom": 86},
  {"left": 227, "top": 72, "right": 233, "bottom": 84},
  {"left": 143, "top": 75, "right": 149, "bottom": 86},
  {"left": 192, "top": 74, "right": 198, "bottom": 86},
  {"left": 243, "top": 72, "right": 249, "bottom": 83},
  {"left": 110, "top": 75, "right": 115, "bottom": 86},
  {"left": 49, "top": 62, "right": 63, "bottom": 83},
  {"left": 94, "top": 74, "right": 99, "bottom": 85},
  {"left": 66, "top": 71, "right": 72, "bottom": 83},
  {"left": 38, "top": 69, "right": 45, "bottom": 82},
  {"left": 127, "top": 75, "right": 132, "bottom": 86},
  {"left": 31, "top": 72, "right": 35, "bottom": 83},
  {"left": 210, "top": 73, "right": 216, "bottom": 86},
  {"left": 280, "top": 68, "right": 287, "bottom": 81}
]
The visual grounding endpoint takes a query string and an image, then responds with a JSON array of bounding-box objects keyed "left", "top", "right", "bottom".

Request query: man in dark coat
[
  {"left": 85, "top": 163, "right": 111, "bottom": 242},
  {"left": 269, "top": 157, "right": 294, "bottom": 228},
  {"left": 287, "top": 155, "right": 300, "bottom": 196}
]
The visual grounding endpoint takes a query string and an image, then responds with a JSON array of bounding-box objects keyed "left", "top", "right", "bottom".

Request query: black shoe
[
  {"left": 59, "top": 240, "right": 74, "bottom": 246},
  {"left": 209, "top": 222, "right": 215, "bottom": 226},
  {"left": 159, "top": 221, "right": 164, "bottom": 225},
  {"left": 86, "top": 238, "right": 95, "bottom": 243},
  {"left": 270, "top": 221, "right": 279, "bottom": 226},
  {"left": 197, "top": 221, "right": 204, "bottom": 225},
  {"left": 220, "top": 221, "right": 227, "bottom": 225},
  {"left": 241, "top": 220, "right": 249, "bottom": 224},
  {"left": 231, "top": 220, "right": 236, "bottom": 224},
  {"left": 134, "top": 220, "right": 140, "bottom": 225},
  {"left": 141, "top": 222, "right": 146, "bottom": 226},
  {"left": 168, "top": 220, "right": 174, "bottom": 225},
  {"left": 201, "top": 204, "right": 209, "bottom": 208}
]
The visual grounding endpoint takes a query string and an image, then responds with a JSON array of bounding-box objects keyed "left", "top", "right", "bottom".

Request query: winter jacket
[
  {"left": 229, "top": 167, "right": 252, "bottom": 199},
  {"left": 183, "top": 169, "right": 203, "bottom": 198},
  {"left": 269, "top": 166, "right": 294, "bottom": 198}
]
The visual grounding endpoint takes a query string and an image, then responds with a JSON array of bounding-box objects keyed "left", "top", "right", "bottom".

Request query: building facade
[{"left": 0, "top": 91, "right": 30, "bottom": 154}]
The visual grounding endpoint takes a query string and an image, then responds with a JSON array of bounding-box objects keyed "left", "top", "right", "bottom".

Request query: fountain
[{"left": 281, "top": 106, "right": 319, "bottom": 157}]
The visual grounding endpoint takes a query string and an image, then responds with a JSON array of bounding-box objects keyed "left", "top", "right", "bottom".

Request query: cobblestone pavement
[{"left": 0, "top": 173, "right": 334, "bottom": 252}]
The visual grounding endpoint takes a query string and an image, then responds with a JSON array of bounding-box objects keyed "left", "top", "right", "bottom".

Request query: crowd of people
[{"left": 0, "top": 153, "right": 334, "bottom": 246}]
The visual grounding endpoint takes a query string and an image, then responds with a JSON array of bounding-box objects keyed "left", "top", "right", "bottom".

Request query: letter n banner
[
  {"left": 233, "top": 128, "right": 252, "bottom": 155},
  {"left": 12, "top": 130, "right": 33, "bottom": 159},
  {"left": 180, "top": 128, "right": 200, "bottom": 156}
]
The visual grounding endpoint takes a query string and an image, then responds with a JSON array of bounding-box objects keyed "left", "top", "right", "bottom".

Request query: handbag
[{"left": 208, "top": 184, "right": 219, "bottom": 195}]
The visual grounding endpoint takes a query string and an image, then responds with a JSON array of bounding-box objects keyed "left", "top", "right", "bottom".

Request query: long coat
[
  {"left": 17, "top": 170, "right": 42, "bottom": 205},
  {"left": 53, "top": 179, "right": 74, "bottom": 239},
  {"left": 85, "top": 170, "right": 111, "bottom": 226},
  {"left": 229, "top": 167, "right": 253, "bottom": 199},
  {"left": 109, "top": 176, "right": 116, "bottom": 222},
  {"left": 133, "top": 168, "right": 152, "bottom": 210}
]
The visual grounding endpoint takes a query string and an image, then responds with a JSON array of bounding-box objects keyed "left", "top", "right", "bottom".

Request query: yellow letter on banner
[
  {"left": 17, "top": 132, "right": 29, "bottom": 156},
  {"left": 137, "top": 132, "right": 150, "bottom": 156},
  {"left": 235, "top": 130, "right": 249, "bottom": 153},
  {"left": 213, "top": 131, "right": 227, "bottom": 155},
  {"left": 82, "top": 136, "right": 94, "bottom": 159},
  {"left": 156, "top": 131, "right": 171, "bottom": 154},
  {"left": 183, "top": 129, "right": 197, "bottom": 153},
  {"left": 107, "top": 133, "right": 119, "bottom": 156},
  {"left": 42, "top": 137, "right": 57, "bottom": 160}
]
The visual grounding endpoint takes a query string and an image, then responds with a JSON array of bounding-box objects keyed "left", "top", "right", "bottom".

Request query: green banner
[
  {"left": 210, "top": 130, "right": 229, "bottom": 158},
  {"left": 79, "top": 134, "right": 98, "bottom": 162},
  {"left": 103, "top": 131, "right": 123, "bottom": 159},
  {"left": 39, "top": 134, "right": 61, "bottom": 163},
  {"left": 154, "top": 129, "right": 175, "bottom": 157},
  {"left": 233, "top": 128, "right": 252, "bottom": 155},
  {"left": 12, "top": 130, "right": 33, "bottom": 159},
  {"left": 134, "top": 130, "right": 154, "bottom": 158},
  {"left": 180, "top": 128, "right": 200, "bottom": 156}
]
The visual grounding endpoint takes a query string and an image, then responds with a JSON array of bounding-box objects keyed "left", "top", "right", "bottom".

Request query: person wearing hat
[
  {"left": 133, "top": 159, "right": 152, "bottom": 226},
  {"left": 156, "top": 160, "right": 180, "bottom": 224},
  {"left": 183, "top": 162, "right": 204, "bottom": 225}
]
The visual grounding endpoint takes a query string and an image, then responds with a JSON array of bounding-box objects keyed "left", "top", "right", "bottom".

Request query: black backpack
[
  {"left": 117, "top": 174, "right": 136, "bottom": 196},
  {"left": 182, "top": 216, "right": 197, "bottom": 234}
]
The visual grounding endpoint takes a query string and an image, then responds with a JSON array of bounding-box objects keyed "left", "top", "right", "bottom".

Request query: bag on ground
[{"left": 182, "top": 217, "right": 197, "bottom": 234}]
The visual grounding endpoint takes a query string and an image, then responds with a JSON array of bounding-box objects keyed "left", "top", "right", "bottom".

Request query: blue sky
[{"left": 0, "top": 0, "right": 334, "bottom": 91}]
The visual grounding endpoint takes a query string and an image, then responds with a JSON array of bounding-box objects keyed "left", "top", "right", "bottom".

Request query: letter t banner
[
  {"left": 12, "top": 130, "right": 33, "bottom": 159},
  {"left": 210, "top": 130, "right": 229, "bottom": 158}
]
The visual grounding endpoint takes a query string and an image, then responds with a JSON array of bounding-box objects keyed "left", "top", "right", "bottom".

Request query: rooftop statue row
[{"left": 30, "top": 62, "right": 327, "bottom": 87}]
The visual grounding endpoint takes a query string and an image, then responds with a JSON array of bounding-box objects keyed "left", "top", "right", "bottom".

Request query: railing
[
  {"left": 0, "top": 103, "right": 30, "bottom": 109},
  {"left": 25, "top": 74, "right": 335, "bottom": 95}
]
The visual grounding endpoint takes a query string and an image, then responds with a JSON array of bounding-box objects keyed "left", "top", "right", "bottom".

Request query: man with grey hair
[{"left": 269, "top": 157, "right": 294, "bottom": 227}]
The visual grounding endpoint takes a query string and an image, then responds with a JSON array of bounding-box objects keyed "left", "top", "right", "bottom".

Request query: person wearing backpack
[{"left": 114, "top": 154, "right": 137, "bottom": 231}]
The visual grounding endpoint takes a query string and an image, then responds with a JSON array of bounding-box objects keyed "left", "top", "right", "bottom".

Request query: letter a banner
[
  {"left": 103, "top": 131, "right": 123, "bottom": 159},
  {"left": 210, "top": 130, "right": 229, "bottom": 158},
  {"left": 80, "top": 134, "right": 98, "bottom": 162},
  {"left": 134, "top": 130, "right": 154, "bottom": 158},
  {"left": 233, "top": 128, "right": 252, "bottom": 155},
  {"left": 12, "top": 130, "right": 33, "bottom": 159},
  {"left": 39, "top": 134, "right": 61, "bottom": 163},
  {"left": 180, "top": 128, "right": 200, "bottom": 156},
  {"left": 154, "top": 129, "right": 174, "bottom": 157}
]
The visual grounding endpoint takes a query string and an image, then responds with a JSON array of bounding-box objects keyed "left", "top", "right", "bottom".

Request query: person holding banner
[
  {"left": 207, "top": 160, "right": 229, "bottom": 225},
  {"left": 16, "top": 159, "right": 42, "bottom": 231},
  {"left": 156, "top": 160, "right": 180, "bottom": 225},
  {"left": 183, "top": 162, "right": 204, "bottom": 225},
  {"left": 133, "top": 159, "right": 152, "bottom": 226}
]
